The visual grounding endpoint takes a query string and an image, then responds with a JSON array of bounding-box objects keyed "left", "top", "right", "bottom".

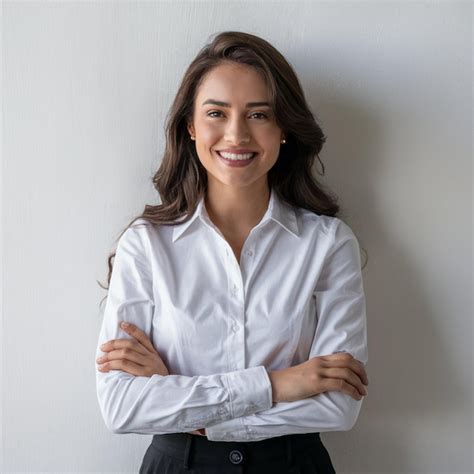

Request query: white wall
[{"left": 2, "top": 1, "right": 472, "bottom": 473}]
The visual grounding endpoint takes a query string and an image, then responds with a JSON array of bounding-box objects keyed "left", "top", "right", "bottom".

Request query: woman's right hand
[{"left": 267, "top": 352, "right": 369, "bottom": 403}]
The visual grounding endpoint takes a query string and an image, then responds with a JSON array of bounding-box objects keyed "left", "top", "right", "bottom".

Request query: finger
[
  {"left": 319, "top": 353, "right": 369, "bottom": 386},
  {"left": 356, "top": 360, "right": 369, "bottom": 386},
  {"left": 97, "top": 347, "right": 151, "bottom": 367},
  {"left": 321, "top": 377, "right": 364, "bottom": 401},
  {"left": 322, "top": 367, "right": 368, "bottom": 396},
  {"left": 98, "top": 358, "right": 147, "bottom": 376},
  {"left": 101, "top": 338, "right": 148, "bottom": 356},
  {"left": 322, "top": 358, "right": 369, "bottom": 386},
  {"left": 119, "top": 322, "right": 157, "bottom": 354},
  {"left": 319, "top": 352, "right": 354, "bottom": 362}
]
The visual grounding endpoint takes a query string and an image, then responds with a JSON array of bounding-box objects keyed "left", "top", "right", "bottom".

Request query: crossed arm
[{"left": 95, "top": 220, "right": 368, "bottom": 441}]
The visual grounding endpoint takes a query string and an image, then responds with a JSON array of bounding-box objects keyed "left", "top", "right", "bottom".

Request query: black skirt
[{"left": 139, "top": 432, "right": 336, "bottom": 473}]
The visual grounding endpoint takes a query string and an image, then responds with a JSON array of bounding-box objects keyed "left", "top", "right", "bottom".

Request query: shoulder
[
  {"left": 297, "top": 207, "right": 345, "bottom": 236},
  {"left": 116, "top": 218, "right": 157, "bottom": 256},
  {"left": 296, "top": 208, "right": 359, "bottom": 248}
]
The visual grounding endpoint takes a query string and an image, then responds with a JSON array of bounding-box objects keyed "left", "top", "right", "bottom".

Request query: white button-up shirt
[{"left": 95, "top": 187, "right": 368, "bottom": 442}]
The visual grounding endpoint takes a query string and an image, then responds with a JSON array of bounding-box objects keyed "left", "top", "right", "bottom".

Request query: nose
[{"left": 224, "top": 116, "right": 250, "bottom": 144}]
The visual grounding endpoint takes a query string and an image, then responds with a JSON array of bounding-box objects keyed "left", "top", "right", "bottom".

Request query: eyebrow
[{"left": 201, "top": 99, "right": 271, "bottom": 108}]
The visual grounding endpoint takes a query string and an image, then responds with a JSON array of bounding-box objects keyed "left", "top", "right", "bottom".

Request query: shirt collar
[{"left": 172, "top": 187, "right": 300, "bottom": 243}]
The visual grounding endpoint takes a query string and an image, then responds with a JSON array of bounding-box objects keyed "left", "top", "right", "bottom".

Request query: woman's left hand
[{"left": 96, "top": 322, "right": 170, "bottom": 377}]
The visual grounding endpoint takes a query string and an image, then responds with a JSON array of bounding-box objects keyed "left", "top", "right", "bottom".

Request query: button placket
[{"left": 224, "top": 235, "right": 253, "bottom": 373}]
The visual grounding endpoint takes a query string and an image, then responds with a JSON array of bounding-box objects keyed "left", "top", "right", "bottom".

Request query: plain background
[{"left": 2, "top": 1, "right": 472, "bottom": 473}]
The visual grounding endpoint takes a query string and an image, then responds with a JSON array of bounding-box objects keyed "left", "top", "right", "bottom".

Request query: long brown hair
[{"left": 97, "top": 30, "right": 367, "bottom": 305}]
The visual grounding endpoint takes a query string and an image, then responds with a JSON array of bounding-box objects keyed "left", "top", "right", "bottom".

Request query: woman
[{"left": 95, "top": 31, "right": 369, "bottom": 473}]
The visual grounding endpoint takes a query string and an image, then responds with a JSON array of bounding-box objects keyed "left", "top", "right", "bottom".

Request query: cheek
[
  {"left": 260, "top": 137, "right": 282, "bottom": 159},
  {"left": 196, "top": 121, "right": 221, "bottom": 144},
  {"left": 258, "top": 126, "right": 282, "bottom": 146}
]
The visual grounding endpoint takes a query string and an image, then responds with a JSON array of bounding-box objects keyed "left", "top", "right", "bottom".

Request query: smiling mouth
[{"left": 216, "top": 151, "right": 258, "bottom": 161}]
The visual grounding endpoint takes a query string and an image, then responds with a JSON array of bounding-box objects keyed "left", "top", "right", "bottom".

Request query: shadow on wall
[{"left": 306, "top": 89, "right": 468, "bottom": 472}]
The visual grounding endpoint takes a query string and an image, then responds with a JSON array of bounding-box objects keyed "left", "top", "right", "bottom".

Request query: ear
[{"left": 187, "top": 122, "right": 195, "bottom": 137}]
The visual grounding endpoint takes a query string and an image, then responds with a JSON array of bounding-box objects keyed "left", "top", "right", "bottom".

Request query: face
[{"left": 187, "top": 62, "right": 285, "bottom": 191}]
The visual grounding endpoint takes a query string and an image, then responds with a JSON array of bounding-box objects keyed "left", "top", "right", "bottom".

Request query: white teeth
[{"left": 218, "top": 151, "right": 256, "bottom": 161}]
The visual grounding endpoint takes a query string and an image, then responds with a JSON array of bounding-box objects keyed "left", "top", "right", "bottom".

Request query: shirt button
[
  {"left": 246, "top": 249, "right": 254, "bottom": 256},
  {"left": 229, "top": 449, "right": 244, "bottom": 464},
  {"left": 232, "top": 323, "right": 240, "bottom": 332},
  {"left": 218, "top": 408, "right": 227, "bottom": 415}
]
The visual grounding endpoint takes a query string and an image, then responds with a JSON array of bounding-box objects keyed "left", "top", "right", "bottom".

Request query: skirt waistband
[{"left": 151, "top": 432, "right": 322, "bottom": 466}]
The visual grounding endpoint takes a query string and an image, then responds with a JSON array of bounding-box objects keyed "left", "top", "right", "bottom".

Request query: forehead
[{"left": 195, "top": 63, "right": 270, "bottom": 101}]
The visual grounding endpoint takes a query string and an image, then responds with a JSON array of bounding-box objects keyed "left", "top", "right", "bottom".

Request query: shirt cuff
[
  {"left": 222, "top": 365, "right": 273, "bottom": 419},
  {"left": 206, "top": 416, "right": 249, "bottom": 441}
]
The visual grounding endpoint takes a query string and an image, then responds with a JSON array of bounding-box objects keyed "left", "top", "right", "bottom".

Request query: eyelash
[{"left": 206, "top": 111, "right": 268, "bottom": 120}]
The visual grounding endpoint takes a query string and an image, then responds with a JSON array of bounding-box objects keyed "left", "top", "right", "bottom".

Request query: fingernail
[{"left": 120, "top": 322, "right": 129, "bottom": 329}]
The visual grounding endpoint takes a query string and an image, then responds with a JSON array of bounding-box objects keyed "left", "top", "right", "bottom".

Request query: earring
[
  {"left": 281, "top": 138, "right": 286, "bottom": 144},
  {"left": 190, "top": 135, "right": 195, "bottom": 140}
]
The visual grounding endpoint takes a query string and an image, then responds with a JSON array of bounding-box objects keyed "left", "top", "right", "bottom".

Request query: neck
[{"left": 204, "top": 181, "right": 271, "bottom": 234}]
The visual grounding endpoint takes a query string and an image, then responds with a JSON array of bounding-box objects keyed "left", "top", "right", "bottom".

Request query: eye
[
  {"left": 250, "top": 112, "right": 268, "bottom": 120},
  {"left": 207, "top": 110, "right": 224, "bottom": 118},
  {"left": 205, "top": 110, "right": 269, "bottom": 119}
]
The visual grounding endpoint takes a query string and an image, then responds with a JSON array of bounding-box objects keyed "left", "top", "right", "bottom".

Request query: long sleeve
[
  {"left": 205, "top": 219, "right": 368, "bottom": 442},
  {"left": 95, "top": 224, "right": 272, "bottom": 435}
]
